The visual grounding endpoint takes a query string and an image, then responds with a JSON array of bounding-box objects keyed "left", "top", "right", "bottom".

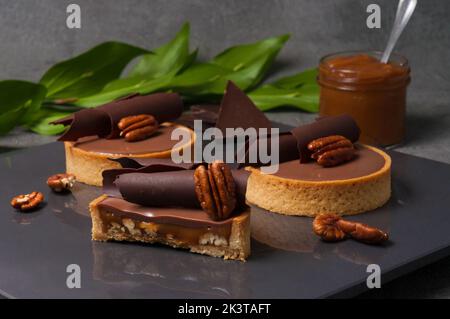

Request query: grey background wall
[
  {"left": 0, "top": 0, "right": 448, "bottom": 94},
  {"left": 0, "top": 0, "right": 449, "bottom": 163},
  {"left": 0, "top": 0, "right": 450, "bottom": 298}
]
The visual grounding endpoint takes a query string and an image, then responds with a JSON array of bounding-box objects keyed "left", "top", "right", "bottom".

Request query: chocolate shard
[
  {"left": 175, "top": 104, "right": 220, "bottom": 130},
  {"left": 54, "top": 93, "right": 183, "bottom": 141},
  {"left": 291, "top": 114, "right": 360, "bottom": 163},
  {"left": 215, "top": 81, "right": 272, "bottom": 136},
  {"left": 190, "top": 104, "right": 221, "bottom": 124}
]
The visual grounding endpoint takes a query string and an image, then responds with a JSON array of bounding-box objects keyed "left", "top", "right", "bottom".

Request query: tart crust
[
  {"left": 246, "top": 145, "right": 391, "bottom": 217},
  {"left": 90, "top": 195, "right": 251, "bottom": 261},
  {"left": 64, "top": 123, "right": 195, "bottom": 186}
]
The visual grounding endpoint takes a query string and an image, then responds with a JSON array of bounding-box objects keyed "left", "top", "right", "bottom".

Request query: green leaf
[
  {"left": 168, "top": 63, "right": 230, "bottom": 94},
  {"left": 0, "top": 80, "right": 47, "bottom": 135},
  {"left": 213, "top": 34, "right": 290, "bottom": 73},
  {"left": 197, "top": 53, "right": 282, "bottom": 95},
  {"left": 247, "top": 68, "right": 320, "bottom": 112},
  {"left": 26, "top": 108, "right": 71, "bottom": 135},
  {"left": 272, "top": 68, "right": 318, "bottom": 88},
  {"left": 169, "top": 34, "right": 290, "bottom": 96},
  {"left": 248, "top": 84, "right": 319, "bottom": 112},
  {"left": 129, "top": 23, "right": 193, "bottom": 78},
  {"left": 40, "top": 42, "right": 148, "bottom": 100},
  {"left": 74, "top": 76, "right": 171, "bottom": 107}
]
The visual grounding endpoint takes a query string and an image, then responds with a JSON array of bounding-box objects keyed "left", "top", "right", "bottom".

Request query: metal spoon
[{"left": 381, "top": 0, "right": 417, "bottom": 63}]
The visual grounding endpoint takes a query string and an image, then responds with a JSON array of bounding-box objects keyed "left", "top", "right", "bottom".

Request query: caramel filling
[{"left": 100, "top": 210, "right": 232, "bottom": 247}]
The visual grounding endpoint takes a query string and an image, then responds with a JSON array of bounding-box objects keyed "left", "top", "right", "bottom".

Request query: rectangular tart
[{"left": 90, "top": 195, "right": 250, "bottom": 261}]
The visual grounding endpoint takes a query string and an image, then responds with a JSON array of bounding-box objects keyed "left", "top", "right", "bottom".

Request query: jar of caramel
[{"left": 318, "top": 51, "right": 410, "bottom": 146}]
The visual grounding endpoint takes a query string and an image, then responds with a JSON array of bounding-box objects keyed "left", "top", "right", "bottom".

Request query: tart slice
[
  {"left": 90, "top": 196, "right": 250, "bottom": 261},
  {"left": 91, "top": 161, "right": 251, "bottom": 261}
]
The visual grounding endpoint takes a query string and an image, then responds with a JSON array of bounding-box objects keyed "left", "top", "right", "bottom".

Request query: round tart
[
  {"left": 246, "top": 144, "right": 391, "bottom": 217},
  {"left": 65, "top": 123, "right": 195, "bottom": 186}
]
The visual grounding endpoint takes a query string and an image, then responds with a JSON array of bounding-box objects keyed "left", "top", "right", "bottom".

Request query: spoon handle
[{"left": 381, "top": 0, "right": 417, "bottom": 63}]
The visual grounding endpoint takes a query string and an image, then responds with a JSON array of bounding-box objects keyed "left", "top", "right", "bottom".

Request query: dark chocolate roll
[
  {"left": 53, "top": 93, "right": 183, "bottom": 141},
  {"left": 116, "top": 170, "right": 199, "bottom": 208},
  {"left": 104, "top": 166, "right": 249, "bottom": 210},
  {"left": 240, "top": 114, "right": 360, "bottom": 166}
]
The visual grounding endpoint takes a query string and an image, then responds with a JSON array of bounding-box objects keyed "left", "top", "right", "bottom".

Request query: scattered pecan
[
  {"left": 194, "top": 161, "right": 236, "bottom": 221},
  {"left": 118, "top": 114, "right": 159, "bottom": 142},
  {"left": 336, "top": 218, "right": 389, "bottom": 244},
  {"left": 11, "top": 191, "right": 44, "bottom": 212},
  {"left": 313, "top": 213, "right": 389, "bottom": 244},
  {"left": 47, "top": 173, "right": 76, "bottom": 192},
  {"left": 307, "top": 135, "right": 355, "bottom": 167},
  {"left": 312, "top": 214, "right": 346, "bottom": 242}
]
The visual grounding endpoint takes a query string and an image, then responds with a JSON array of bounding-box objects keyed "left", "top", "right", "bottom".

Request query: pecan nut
[
  {"left": 47, "top": 173, "right": 76, "bottom": 192},
  {"left": 194, "top": 161, "right": 236, "bottom": 221},
  {"left": 118, "top": 114, "right": 159, "bottom": 142},
  {"left": 313, "top": 213, "right": 388, "bottom": 244},
  {"left": 336, "top": 218, "right": 389, "bottom": 244},
  {"left": 312, "top": 214, "right": 347, "bottom": 242},
  {"left": 307, "top": 135, "right": 355, "bottom": 167},
  {"left": 11, "top": 191, "right": 44, "bottom": 212}
]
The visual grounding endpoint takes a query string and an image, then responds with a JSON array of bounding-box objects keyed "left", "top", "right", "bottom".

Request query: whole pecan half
[
  {"left": 307, "top": 135, "right": 355, "bottom": 167},
  {"left": 47, "top": 173, "right": 76, "bottom": 192},
  {"left": 313, "top": 213, "right": 388, "bottom": 244},
  {"left": 11, "top": 191, "right": 44, "bottom": 212},
  {"left": 312, "top": 214, "right": 347, "bottom": 242},
  {"left": 118, "top": 114, "right": 159, "bottom": 142},
  {"left": 194, "top": 161, "right": 236, "bottom": 221}
]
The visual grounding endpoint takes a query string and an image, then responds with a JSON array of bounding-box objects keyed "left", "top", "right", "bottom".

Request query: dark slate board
[{"left": 0, "top": 142, "right": 449, "bottom": 298}]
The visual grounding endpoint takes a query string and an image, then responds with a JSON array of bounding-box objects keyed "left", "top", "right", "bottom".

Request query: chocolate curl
[
  {"left": 232, "top": 169, "right": 250, "bottom": 208},
  {"left": 238, "top": 114, "right": 360, "bottom": 166},
  {"left": 291, "top": 114, "right": 360, "bottom": 163},
  {"left": 103, "top": 159, "right": 195, "bottom": 196},
  {"left": 103, "top": 166, "right": 249, "bottom": 209},
  {"left": 110, "top": 157, "right": 196, "bottom": 170},
  {"left": 53, "top": 93, "right": 183, "bottom": 141},
  {"left": 55, "top": 109, "right": 111, "bottom": 141},
  {"left": 116, "top": 171, "right": 199, "bottom": 208},
  {"left": 239, "top": 132, "right": 298, "bottom": 168}
]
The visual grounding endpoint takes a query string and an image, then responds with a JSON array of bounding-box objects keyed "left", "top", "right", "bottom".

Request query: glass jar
[{"left": 318, "top": 51, "right": 410, "bottom": 146}]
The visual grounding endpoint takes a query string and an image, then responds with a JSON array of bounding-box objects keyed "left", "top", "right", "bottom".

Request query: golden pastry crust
[
  {"left": 90, "top": 195, "right": 251, "bottom": 261},
  {"left": 246, "top": 145, "right": 391, "bottom": 217},
  {"left": 65, "top": 123, "right": 195, "bottom": 186}
]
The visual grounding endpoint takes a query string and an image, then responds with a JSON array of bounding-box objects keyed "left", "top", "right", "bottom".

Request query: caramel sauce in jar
[{"left": 318, "top": 51, "right": 410, "bottom": 145}]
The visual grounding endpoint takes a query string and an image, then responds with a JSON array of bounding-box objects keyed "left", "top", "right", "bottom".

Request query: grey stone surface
[{"left": 0, "top": 0, "right": 449, "bottom": 298}]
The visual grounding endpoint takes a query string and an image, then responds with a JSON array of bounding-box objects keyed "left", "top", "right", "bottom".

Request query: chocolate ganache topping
[{"left": 52, "top": 93, "right": 183, "bottom": 141}]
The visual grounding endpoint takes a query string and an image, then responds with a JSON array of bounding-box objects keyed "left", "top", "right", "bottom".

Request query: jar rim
[{"left": 319, "top": 50, "right": 409, "bottom": 68}]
